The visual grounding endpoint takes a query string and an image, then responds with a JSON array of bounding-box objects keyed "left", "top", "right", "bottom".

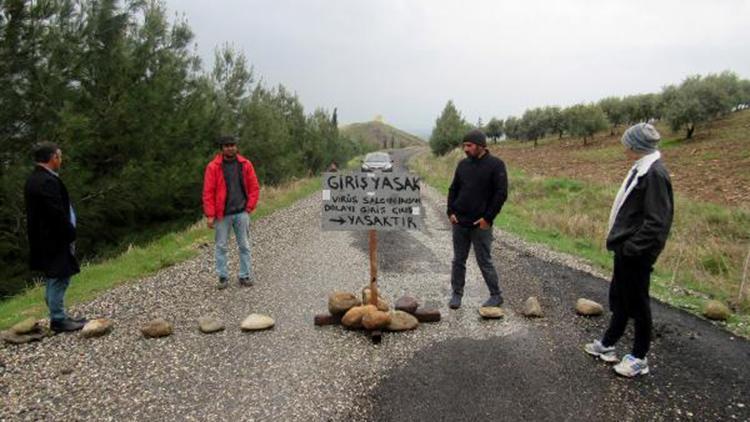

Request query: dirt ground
[{"left": 493, "top": 111, "right": 750, "bottom": 209}]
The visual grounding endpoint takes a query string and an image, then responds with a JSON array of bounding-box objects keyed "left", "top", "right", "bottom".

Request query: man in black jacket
[
  {"left": 585, "top": 123, "right": 674, "bottom": 377},
  {"left": 447, "top": 129, "right": 508, "bottom": 309},
  {"left": 25, "top": 142, "right": 86, "bottom": 332}
]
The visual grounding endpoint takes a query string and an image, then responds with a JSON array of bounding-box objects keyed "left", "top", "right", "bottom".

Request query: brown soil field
[{"left": 493, "top": 109, "right": 750, "bottom": 209}]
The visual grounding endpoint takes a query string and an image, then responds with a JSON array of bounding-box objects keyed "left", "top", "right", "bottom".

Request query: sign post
[
  {"left": 369, "top": 230, "right": 378, "bottom": 306},
  {"left": 322, "top": 171, "right": 423, "bottom": 341}
]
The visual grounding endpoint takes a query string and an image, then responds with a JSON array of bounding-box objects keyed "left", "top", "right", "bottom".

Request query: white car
[{"left": 361, "top": 152, "right": 393, "bottom": 172}]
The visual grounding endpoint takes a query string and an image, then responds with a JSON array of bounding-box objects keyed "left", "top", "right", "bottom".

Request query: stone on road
[
  {"left": 240, "top": 314, "right": 275, "bottom": 331},
  {"left": 81, "top": 318, "right": 114, "bottom": 338},
  {"left": 197, "top": 317, "right": 225, "bottom": 334},
  {"left": 141, "top": 318, "right": 173, "bottom": 338},
  {"left": 522, "top": 296, "right": 544, "bottom": 318},
  {"left": 575, "top": 298, "right": 604, "bottom": 316}
]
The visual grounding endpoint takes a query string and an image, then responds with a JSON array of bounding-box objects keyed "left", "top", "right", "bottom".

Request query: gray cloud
[{"left": 168, "top": 0, "right": 750, "bottom": 136}]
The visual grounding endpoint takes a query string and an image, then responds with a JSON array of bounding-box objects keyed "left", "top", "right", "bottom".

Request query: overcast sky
[{"left": 166, "top": 0, "right": 750, "bottom": 137}]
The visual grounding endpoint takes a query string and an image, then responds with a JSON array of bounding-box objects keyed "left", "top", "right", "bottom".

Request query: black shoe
[
  {"left": 482, "top": 295, "right": 504, "bottom": 307},
  {"left": 216, "top": 277, "right": 229, "bottom": 290},
  {"left": 239, "top": 277, "right": 254, "bottom": 287},
  {"left": 50, "top": 318, "right": 85, "bottom": 333},
  {"left": 449, "top": 293, "right": 462, "bottom": 310}
]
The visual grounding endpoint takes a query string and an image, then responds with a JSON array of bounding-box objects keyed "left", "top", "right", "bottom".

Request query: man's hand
[
  {"left": 207, "top": 216, "right": 215, "bottom": 229},
  {"left": 449, "top": 214, "right": 458, "bottom": 225},
  {"left": 474, "top": 217, "right": 490, "bottom": 230}
]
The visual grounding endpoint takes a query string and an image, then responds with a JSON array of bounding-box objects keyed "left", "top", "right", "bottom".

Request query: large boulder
[
  {"left": 198, "top": 317, "right": 225, "bottom": 334},
  {"left": 141, "top": 318, "right": 173, "bottom": 338},
  {"left": 575, "top": 298, "right": 604, "bottom": 316},
  {"left": 241, "top": 314, "right": 275, "bottom": 331},
  {"left": 703, "top": 300, "right": 731, "bottom": 321},
  {"left": 328, "top": 292, "right": 361, "bottom": 315},
  {"left": 81, "top": 318, "right": 114, "bottom": 338},
  {"left": 394, "top": 296, "right": 420, "bottom": 314},
  {"left": 362, "top": 287, "right": 390, "bottom": 312},
  {"left": 342, "top": 305, "right": 377, "bottom": 329},
  {"left": 479, "top": 307, "right": 505, "bottom": 319},
  {"left": 362, "top": 310, "right": 391, "bottom": 330},
  {"left": 10, "top": 318, "right": 39, "bottom": 335},
  {"left": 522, "top": 297, "right": 544, "bottom": 318},
  {"left": 387, "top": 311, "right": 419, "bottom": 331}
]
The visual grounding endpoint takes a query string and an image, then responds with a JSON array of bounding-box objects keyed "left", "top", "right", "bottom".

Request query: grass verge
[
  {"left": 412, "top": 149, "right": 750, "bottom": 338},
  {"left": 0, "top": 177, "right": 321, "bottom": 330}
]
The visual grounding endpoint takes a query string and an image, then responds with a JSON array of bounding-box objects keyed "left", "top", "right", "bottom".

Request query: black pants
[
  {"left": 601, "top": 252, "right": 654, "bottom": 359},
  {"left": 450, "top": 225, "right": 501, "bottom": 297}
]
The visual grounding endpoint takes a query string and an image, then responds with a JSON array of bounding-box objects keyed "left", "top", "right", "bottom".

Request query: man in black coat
[
  {"left": 25, "top": 142, "right": 86, "bottom": 332},
  {"left": 447, "top": 129, "right": 508, "bottom": 309},
  {"left": 585, "top": 123, "right": 674, "bottom": 378}
]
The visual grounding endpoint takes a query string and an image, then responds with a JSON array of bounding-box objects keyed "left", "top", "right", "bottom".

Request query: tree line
[
  {"left": 430, "top": 71, "right": 750, "bottom": 155},
  {"left": 0, "top": 0, "right": 365, "bottom": 298}
]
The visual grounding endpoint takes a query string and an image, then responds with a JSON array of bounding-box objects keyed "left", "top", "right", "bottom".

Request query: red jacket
[{"left": 203, "top": 154, "right": 260, "bottom": 220}]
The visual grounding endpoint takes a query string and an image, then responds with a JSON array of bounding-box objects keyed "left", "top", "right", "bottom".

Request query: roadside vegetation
[
  {"left": 414, "top": 109, "right": 750, "bottom": 337},
  {"left": 0, "top": 1, "right": 367, "bottom": 298}
]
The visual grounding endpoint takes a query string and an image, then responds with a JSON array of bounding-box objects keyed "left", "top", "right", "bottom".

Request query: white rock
[{"left": 241, "top": 314, "right": 275, "bottom": 331}]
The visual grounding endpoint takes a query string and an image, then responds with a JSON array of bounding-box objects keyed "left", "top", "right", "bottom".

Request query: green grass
[
  {"left": 0, "top": 177, "right": 322, "bottom": 330},
  {"left": 411, "top": 150, "right": 750, "bottom": 338}
]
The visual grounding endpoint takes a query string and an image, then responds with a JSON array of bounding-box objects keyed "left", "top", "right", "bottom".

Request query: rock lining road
[{"left": 1, "top": 148, "right": 748, "bottom": 421}]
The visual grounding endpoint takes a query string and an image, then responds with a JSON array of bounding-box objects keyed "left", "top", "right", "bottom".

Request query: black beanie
[{"left": 463, "top": 129, "right": 487, "bottom": 147}]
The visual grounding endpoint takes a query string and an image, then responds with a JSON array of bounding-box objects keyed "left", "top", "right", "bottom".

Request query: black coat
[
  {"left": 24, "top": 166, "right": 80, "bottom": 278},
  {"left": 447, "top": 152, "right": 508, "bottom": 227},
  {"left": 606, "top": 159, "right": 674, "bottom": 260}
]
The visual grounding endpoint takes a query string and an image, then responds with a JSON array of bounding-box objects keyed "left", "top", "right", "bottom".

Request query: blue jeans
[
  {"left": 45, "top": 277, "right": 70, "bottom": 322},
  {"left": 215, "top": 212, "right": 253, "bottom": 280},
  {"left": 450, "top": 224, "right": 501, "bottom": 297}
]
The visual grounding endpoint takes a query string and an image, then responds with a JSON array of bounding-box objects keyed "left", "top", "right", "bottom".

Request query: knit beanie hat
[
  {"left": 621, "top": 123, "right": 660, "bottom": 153},
  {"left": 463, "top": 129, "right": 487, "bottom": 147},
  {"left": 217, "top": 135, "right": 238, "bottom": 146}
]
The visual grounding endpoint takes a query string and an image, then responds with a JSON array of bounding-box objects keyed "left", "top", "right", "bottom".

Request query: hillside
[
  {"left": 496, "top": 108, "right": 750, "bottom": 208},
  {"left": 340, "top": 120, "right": 425, "bottom": 150}
]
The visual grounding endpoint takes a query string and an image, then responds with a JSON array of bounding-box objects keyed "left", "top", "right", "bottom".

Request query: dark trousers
[
  {"left": 602, "top": 252, "right": 654, "bottom": 359},
  {"left": 450, "top": 225, "right": 501, "bottom": 297}
]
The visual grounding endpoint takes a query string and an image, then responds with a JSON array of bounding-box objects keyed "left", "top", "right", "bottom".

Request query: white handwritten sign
[{"left": 321, "top": 172, "right": 423, "bottom": 231}]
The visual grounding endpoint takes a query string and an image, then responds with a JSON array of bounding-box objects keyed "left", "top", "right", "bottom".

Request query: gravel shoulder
[{"left": 2, "top": 151, "right": 748, "bottom": 421}]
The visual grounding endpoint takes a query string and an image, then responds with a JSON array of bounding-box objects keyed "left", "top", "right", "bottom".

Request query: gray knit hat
[
  {"left": 463, "top": 129, "right": 487, "bottom": 147},
  {"left": 621, "top": 123, "right": 660, "bottom": 153}
]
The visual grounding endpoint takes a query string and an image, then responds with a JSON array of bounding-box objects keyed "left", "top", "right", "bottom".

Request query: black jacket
[
  {"left": 447, "top": 152, "right": 508, "bottom": 227},
  {"left": 24, "top": 166, "right": 80, "bottom": 278},
  {"left": 606, "top": 159, "right": 673, "bottom": 260}
]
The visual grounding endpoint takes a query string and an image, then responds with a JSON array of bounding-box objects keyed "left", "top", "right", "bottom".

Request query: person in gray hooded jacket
[{"left": 584, "top": 123, "right": 674, "bottom": 378}]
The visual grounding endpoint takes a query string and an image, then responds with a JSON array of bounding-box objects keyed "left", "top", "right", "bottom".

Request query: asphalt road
[
  {"left": 2, "top": 147, "right": 748, "bottom": 421},
  {"left": 365, "top": 147, "right": 750, "bottom": 421}
]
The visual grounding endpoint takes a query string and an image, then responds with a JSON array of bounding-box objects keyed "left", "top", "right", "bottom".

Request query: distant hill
[{"left": 340, "top": 121, "right": 425, "bottom": 150}]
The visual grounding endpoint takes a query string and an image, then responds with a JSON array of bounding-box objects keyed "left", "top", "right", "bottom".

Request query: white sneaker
[
  {"left": 613, "top": 354, "right": 650, "bottom": 377},
  {"left": 584, "top": 340, "right": 619, "bottom": 363}
]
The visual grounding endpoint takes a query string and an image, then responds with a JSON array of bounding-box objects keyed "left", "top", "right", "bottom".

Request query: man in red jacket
[{"left": 202, "top": 136, "right": 260, "bottom": 289}]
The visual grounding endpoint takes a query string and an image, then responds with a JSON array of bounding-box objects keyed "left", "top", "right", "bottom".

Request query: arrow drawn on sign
[{"left": 329, "top": 217, "right": 346, "bottom": 225}]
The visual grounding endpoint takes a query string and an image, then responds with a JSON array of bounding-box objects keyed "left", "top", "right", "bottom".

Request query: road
[{"left": 1, "top": 147, "right": 748, "bottom": 421}]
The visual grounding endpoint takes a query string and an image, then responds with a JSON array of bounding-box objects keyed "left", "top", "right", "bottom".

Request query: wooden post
[
  {"left": 369, "top": 229, "right": 381, "bottom": 344},
  {"left": 369, "top": 229, "right": 378, "bottom": 305}
]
